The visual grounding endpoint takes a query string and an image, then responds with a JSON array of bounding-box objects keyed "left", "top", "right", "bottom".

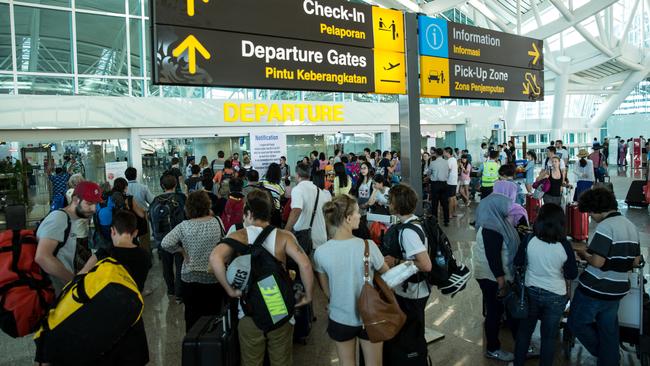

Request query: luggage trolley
[{"left": 562, "top": 259, "right": 649, "bottom": 365}]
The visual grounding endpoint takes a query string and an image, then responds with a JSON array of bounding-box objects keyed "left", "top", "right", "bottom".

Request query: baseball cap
[{"left": 73, "top": 181, "right": 103, "bottom": 204}]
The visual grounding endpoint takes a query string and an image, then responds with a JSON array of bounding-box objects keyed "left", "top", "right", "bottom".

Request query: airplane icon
[{"left": 384, "top": 62, "right": 400, "bottom": 71}]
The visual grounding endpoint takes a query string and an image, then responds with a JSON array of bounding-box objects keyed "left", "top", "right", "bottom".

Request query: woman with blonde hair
[
  {"left": 314, "top": 194, "right": 389, "bottom": 366},
  {"left": 198, "top": 155, "right": 209, "bottom": 171}
]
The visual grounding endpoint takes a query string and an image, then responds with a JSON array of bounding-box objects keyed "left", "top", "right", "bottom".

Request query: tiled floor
[{"left": 1, "top": 167, "right": 648, "bottom": 365}]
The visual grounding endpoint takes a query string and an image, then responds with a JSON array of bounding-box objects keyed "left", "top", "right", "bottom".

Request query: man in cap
[{"left": 36, "top": 181, "right": 102, "bottom": 294}]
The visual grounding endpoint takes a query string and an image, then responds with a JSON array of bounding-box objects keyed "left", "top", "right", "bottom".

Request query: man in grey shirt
[
  {"left": 36, "top": 181, "right": 102, "bottom": 294},
  {"left": 427, "top": 148, "right": 450, "bottom": 226},
  {"left": 125, "top": 167, "right": 154, "bottom": 210}
]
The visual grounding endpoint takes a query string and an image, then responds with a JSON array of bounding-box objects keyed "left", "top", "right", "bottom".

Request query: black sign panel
[
  {"left": 418, "top": 16, "right": 543, "bottom": 71},
  {"left": 153, "top": 0, "right": 374, "bottom": 49},
  {"left": 420, "top": 56, "right": 544, "bottom": 102},
  {"left": 449, "top": 23, "right": 543, "bottom": 70},
  {"left": 154, "top": 25, "right": 376, "bottom": 93}
]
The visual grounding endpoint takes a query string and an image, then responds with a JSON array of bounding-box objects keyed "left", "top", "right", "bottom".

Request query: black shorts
[
  {"left": 447, "top": 185, "right": 457, "bottom": 198},
  {"left": 327, "top": 319, "right": 369, "bottom": 342}
]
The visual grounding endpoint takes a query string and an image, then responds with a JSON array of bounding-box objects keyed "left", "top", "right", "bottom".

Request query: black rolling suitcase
[
  {"left": 182, "top": 308, "right": 239, "bottom": 366},
  {"left": 625, "top": 181, "right": 649, "bottom": 208}
]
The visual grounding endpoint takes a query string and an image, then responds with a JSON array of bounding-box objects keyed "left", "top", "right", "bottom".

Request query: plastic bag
[{"left": 381, "top": 261, "right": 418, "bottom": 289}]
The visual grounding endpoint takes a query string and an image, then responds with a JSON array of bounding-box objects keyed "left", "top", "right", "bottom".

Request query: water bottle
[{"left": 435, "top": 250, "right": 446, "bottom": 267}]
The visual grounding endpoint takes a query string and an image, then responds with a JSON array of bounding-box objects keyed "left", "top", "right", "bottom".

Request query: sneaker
[
  {"left": 455, "top": 213, "right": 464, "bottom": 218},
  {"left": 485, "top": 349, "right": 514, "bottom": 362},
  {"left": 526, "top": 345, "right": 540, "bottom": 358}
]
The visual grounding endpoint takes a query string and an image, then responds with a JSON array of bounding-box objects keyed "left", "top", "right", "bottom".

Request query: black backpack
[
  {"left": 381, "top": 217, "right": 454, "bottom": 287},
  {"left": 149, "top": 193, "right": 185, "bottom": 242},
  {"left": 221, "top": 226, "right": 295, "bottom": 333}
]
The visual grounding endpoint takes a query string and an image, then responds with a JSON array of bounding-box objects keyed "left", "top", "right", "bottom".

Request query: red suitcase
[
  {"left": 526, "top": 195, "right": 542, "bottom": 224},
  {"left": 566, "top": 203, "right": 589, "bottom": 241}
]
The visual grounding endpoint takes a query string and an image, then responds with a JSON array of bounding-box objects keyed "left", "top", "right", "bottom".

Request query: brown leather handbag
[{"left": 357, "top": 240, "right": 406, "bottom": 343}]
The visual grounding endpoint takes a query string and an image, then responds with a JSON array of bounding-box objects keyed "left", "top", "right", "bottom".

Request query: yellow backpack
[{"left": 34, "top": 257, "right": 144, "bottom": 364}]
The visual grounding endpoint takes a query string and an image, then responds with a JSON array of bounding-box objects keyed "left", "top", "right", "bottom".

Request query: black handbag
[
  {"left": 292, "top": 187, "right": 319, "bottom": 256},
  {"left": 504, "top": 235, "right": 531, "bottom": 319}
]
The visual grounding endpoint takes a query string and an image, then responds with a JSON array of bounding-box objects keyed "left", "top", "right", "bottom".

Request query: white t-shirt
[
  {"left": 557, "top": 148, "right": 569, "bottom": 164},
  {"left": 291, "top": 180, "right": 331, "bottom": 249},
  {"left": 499, "top": 151, "right": 507, "bottom": 165},
  {"left": 525, "top": 236, "right": 569, "bottom": 296},
  {"left": 447, "top": 157, "right": 459, "bottom": 186},
  {"left": 480, "top": 149, "right": 488, "bottom": 164},
  {"left": 394, "top": 216, "right": 430, "bottom": 300},
  {"left": 545, "top": 157, "right": 566, "bottom": 171}
]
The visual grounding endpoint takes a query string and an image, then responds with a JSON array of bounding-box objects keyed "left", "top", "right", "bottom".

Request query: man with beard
[{"left": 36, "top": 181, "right": 102, "bottom": 294}]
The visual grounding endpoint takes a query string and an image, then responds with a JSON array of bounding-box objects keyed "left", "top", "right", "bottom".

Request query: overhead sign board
[
  {"left": 152, "top": 0, "right": 406, "bottom": 94},
  {"left": 420, "top": 56, "right": 544, "bottom": 101},
  {"left": 418, "top": 16, "right": 543, "bottom": 70},
  {"left": 154, "top": 25, "right": 405, "bottom": 94},
  {"left": 154, "top": 0, "right": 374, "bottom": 48},
  {"left": 154, "top": 0, "right": 404, "bottom": 53}
]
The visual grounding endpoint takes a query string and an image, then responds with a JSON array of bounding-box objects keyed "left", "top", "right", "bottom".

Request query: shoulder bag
[
  {"left": 504, "top": 235, "right": 531, "bottom": 319},
  {"left": 292, "top": 187, "right": 319, "bottom": 256},
  {"left": 358, "top": 240, "right": 406, "bottom": 343}
]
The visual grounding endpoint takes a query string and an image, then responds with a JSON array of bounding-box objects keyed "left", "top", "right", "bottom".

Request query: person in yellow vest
[{"left": 480, "top": 150, "right": 500, "bottom": 199}]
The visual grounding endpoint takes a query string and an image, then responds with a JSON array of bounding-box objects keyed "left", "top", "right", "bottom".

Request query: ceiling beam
[
  {"left": 420, "top": 0, "right": 467, "bottom": 15},
  {"left": 548, "top": 0, "right": 645, "bottom": 71},
  {"left": 525, "top": 0, "right": 618, "bottom": 39},
  {"left": 467, "top": 0, "right": 511, "bottom": 32}
]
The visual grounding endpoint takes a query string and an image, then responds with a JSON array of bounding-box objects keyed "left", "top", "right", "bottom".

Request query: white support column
[
  {"left": 505, "top": 101, "right": 521, "bottom": 132},
  {"left": 551, "top": 56, "right": 571, "bottom": 141},
  {"left": 589, "top": 64, "right": 650, "bottom": 128},
  {"left": 129, "top": 128, "right": 143, "bottom": 181}
]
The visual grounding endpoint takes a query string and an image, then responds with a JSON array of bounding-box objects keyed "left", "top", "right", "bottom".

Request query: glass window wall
[
  {"left": 539, "top": 133, "right": 549, "bottom": 144},
  {"left": 76, "top": 0, "right": 126, "bottom": 14},
  {"left": 16, "top": 75, "right": 74, "bottom": 95},
  {"left": 76, "top": 13, "right": 127, "bottom": 76},
  {"left": 14, "top": 6, "right": 72, "bottom": 74},
  {"left": 129, "top": 18, "right": 143, "bottom": 77},
  {"left": 0, "top": 4, "right": 11, "bottom": 72}
]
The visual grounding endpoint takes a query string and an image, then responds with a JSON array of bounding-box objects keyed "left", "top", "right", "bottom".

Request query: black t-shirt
[
  {"left": 95, "top": 246, "right": 151, "bottom": 365},
  {"left": 186, "top": 176, "right": 203, "bottom": 192},
  {"left": 207, "top": 191, "right": 220, "bottom": 215},
  {"left": 96, "top": 246, "right": 151, "bottom": 291},
  {"left": 379, "top": 158, "right": 391, "bottom": 177},
  {"left": 160, "top": 167, "right": 183, "bottom": 193}
]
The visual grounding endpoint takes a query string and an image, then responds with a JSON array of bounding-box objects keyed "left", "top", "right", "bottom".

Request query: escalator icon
[{"left": 522, "top": 72, "right": 541, "bottom": 98}]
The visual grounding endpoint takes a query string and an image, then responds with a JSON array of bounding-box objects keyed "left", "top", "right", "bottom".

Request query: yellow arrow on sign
[
  {"left": 528, "top": 42, "right": 540, "bottom": 65},
  {"left": 186, "top": 0, "right": 209, "bottom": 17},
  {"left": 172, "top": 35, "right": 211, "bottom": 75}
]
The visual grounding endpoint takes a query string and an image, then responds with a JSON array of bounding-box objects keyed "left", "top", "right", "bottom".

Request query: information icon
[
  {"left": 426, "top": 23, "right": 445, "bottom": 51},
  {"left": 418, "top": 16, "right": 448, "bottom": 58}
]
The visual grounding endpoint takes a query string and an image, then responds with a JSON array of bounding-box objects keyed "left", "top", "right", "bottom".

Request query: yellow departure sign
[
  {"left": 372, "top": 7, "right": 405, "bottom": 53},
  {"left": 374, "top": 50, "right": 406, "bottom": 94},
  {"left": 420, "top": 56, "right": 450, "bottom": 97}
]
